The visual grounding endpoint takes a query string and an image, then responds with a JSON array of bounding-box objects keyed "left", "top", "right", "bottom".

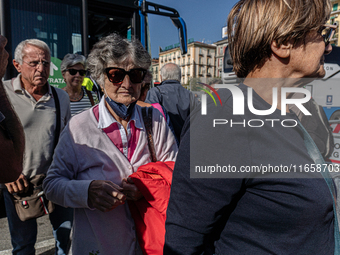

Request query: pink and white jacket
[{"left": 43, "top": 98, "right": 178, "bottom": 255}]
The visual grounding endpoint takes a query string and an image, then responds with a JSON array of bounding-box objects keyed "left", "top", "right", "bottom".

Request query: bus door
[
  {"left": 86, "top": 0, "right": 137, "bottom": 53},
  {"left": 1, "top": 0, "right": 83, "bottom": 84}
]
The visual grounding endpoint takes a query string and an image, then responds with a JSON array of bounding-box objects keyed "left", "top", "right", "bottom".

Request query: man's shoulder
[
  {"left": 51, "top": 85, "right": 69, "bottom": 101},
  {"left": 3, "top": 76, "right": 18, "bottom": 89},
  {"left": 2, "top": 79, "right": 12, "bottom": 91},
  {"left": 3, "top": 79, "right": 11, "bottom": 86},
  {"left": 68, "top": 108, "right": 96, "bottom": 134},
  {"left": 51, "top": 85, "right": 67, "bottom": 96},
  {"left": 158, "top": 80, "right": 186, "bottom": 92}
]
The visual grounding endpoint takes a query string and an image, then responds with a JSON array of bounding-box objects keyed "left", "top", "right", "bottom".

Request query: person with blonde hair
[{"left": 164, "top": 0, "right": 339, "bottom": 254}]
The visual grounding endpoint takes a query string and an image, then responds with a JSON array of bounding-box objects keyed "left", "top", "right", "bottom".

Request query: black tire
[{"left": 330, "top": 110, "right": 340, "bottom": 120}]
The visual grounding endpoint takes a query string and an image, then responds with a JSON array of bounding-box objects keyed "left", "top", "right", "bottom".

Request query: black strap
[
  {"left": 84, "top": 88, "right": 95, "bottom": 106},
  {"left": 51, "top": 86, "right": 61, "bottom": 151},
  {"left": 142, "top": 107, "right": 157, "bottom": 162}
]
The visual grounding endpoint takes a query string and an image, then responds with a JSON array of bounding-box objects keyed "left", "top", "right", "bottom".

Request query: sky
[{"left": 148, "top": 0, "right": 237, "bottom": 58}]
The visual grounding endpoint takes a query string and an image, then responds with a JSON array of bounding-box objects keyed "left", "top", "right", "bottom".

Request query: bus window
[{"left": 7, "top": 0, "right": 83, "bottom": 58}]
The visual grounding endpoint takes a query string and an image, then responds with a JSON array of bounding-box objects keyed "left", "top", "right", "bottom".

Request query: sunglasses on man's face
[
  {"left": 319, "top": 23, "right": 338, "bottom": 47},
  {"left": 105, "top": 67, "right": 147, "bottom": 85},
  {"left": 66, "top": 69, "right": 87, "bottom": 76}
]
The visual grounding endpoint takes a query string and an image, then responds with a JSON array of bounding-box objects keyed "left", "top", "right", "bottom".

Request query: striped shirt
[{"left": 70, "top": 87, "right": 99, "bottom": 116}]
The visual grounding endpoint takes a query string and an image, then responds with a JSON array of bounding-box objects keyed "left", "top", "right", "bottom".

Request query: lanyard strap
[{"left": 298, "top": 121, "right": 340, "bottom": 254}]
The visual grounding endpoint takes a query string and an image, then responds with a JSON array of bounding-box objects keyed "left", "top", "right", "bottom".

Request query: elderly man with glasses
[
  {"left": 2, "top": 39, "right": 72, "bottom": 255},
  {"left": 164, "top": 0, "right": 340, "bottom": 254}
]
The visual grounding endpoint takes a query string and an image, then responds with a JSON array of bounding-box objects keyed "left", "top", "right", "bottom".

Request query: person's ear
[
  {"left": 271, "top": 40, "right": 292, "bottom": 59},
  {"left": 13, "top": 59, "right": 21, "bottom": 73}
]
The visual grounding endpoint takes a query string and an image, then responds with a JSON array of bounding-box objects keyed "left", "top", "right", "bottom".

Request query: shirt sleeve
[{"left": 43, "top": 125, "right": 92, "bottom": 208}]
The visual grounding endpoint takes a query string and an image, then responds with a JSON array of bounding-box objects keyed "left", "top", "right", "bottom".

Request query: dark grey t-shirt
[{"left": 164, "top": 83, "right": 334, "bottom": 255}]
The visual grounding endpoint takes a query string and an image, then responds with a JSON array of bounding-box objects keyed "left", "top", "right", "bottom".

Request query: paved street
[{"left": 0, "top": 215, "right": 55, "bottom": 255}]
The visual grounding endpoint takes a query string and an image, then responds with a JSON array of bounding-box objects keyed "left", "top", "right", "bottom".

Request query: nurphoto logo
[{"left": 199, "top": 84, "right": 312, "bottom": 128}]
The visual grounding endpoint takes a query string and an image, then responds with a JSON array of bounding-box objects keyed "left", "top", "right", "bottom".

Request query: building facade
[
  {"left": 151, "top": 58, "right": 159, "bottom": 83},
  {"left": 214, "top": 38, "right": 228, "bottom": 78},
  {"left": 330, "top": 0, "right": 340, "bottom": 46},
  {"left": 157, "top": 41, "right": 217, "bottom": 85}
]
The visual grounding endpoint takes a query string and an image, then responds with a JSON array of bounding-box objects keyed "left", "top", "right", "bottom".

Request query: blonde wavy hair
[{"left": 228, "top": 0, "right": 331, "bottom": 78}]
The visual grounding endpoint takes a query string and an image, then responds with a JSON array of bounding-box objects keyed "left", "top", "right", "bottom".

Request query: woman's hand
[
  {"left": 88, "top": 180, "right": 126, "bottom": 212},
  {"left": 122, "top": 177, "right": 143, "bottom": 201}
]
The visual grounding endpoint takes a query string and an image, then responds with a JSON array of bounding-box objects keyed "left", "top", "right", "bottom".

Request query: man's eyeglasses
[
  {"left": 105, "top": 67, "right": 147, "bottom": 85},
  {"left": 23, "top": 60, "right": 50, "bottom": 68},
  {"left": 66, "top": 69, "right": 87, "bottom": 76},
  {"left": 319, "top": 23, "right": 338, "bottom": 47}
]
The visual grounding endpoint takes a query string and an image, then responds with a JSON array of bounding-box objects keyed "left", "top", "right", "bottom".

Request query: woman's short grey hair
[
  {"left": 14, "top": 39, "right": 51, "bottom": 64},
  {"left": 160, "top": 63, "right": 181, "bottom": 82},
  {"left": 87, "top": 33, "right": 151, "bottom": 87},
  {"left": 60, "top": 53, "right": 86, "bottom": 72}
]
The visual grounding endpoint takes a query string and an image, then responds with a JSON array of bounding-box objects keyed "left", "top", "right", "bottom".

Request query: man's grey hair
[
  {"left": 87, "top": 33, "right": 151, "bottom": 87},
  {"left": 60, "top": 53, "right": 86, "bottom": 72},
  {"left": 14, "top": 39, "right": 51, "bottom": 64},
  {"left": 160, "top": 63, "right": 181, "bottom": 82},
  {"left": 208, "top": 78, "right": 222, "bottom": 85}
]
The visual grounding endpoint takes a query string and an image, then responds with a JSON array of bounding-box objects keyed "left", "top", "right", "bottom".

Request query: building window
[{"left": 333, "top": 3, "right": 338, "bottom": 11}]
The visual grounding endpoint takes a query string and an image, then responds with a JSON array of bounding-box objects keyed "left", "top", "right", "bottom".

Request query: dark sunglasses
[
  {"left": 105, "top": 67, "right": 147, "bottom": 84},
  {"left": 66, "top": 69, "right": 87, "bottom": 76},
  {"left": 319, "top": 23, "right": 338, "bottom": 47}
]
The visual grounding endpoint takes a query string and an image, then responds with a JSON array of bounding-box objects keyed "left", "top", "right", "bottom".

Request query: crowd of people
[{"left": 0, "top": 0, "right": 339, "bottom": 254}]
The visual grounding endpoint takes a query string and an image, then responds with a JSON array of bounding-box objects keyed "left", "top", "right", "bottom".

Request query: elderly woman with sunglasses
[
  {"left": 43, "top": 33, "right": 178, "bottom": 255},
  {"left": 61, "top": 53, "right": 99, "bottom": 116}
]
